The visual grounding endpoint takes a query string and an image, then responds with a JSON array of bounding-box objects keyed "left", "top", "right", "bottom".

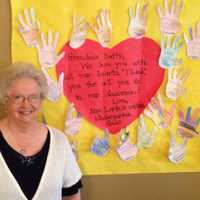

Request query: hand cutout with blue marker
[
  {"left": 90, "top": 129, "right": 110, "bottom": 157},
  {"left": 159, "top": 35, "right": 183, "bottom": 69}
]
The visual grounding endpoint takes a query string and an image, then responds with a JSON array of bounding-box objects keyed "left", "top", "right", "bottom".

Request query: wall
[{"left": 0, "top": 0, "right": 200, "bottom": 199}]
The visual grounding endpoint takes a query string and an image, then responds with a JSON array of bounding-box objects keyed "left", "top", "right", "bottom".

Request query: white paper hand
[
  {"left": 36, "top": 30, "right": 65, "bottom": 68},
  {"left": 159, "top": 35, "right": 183, "bottom": 69},
  {"left": 94, "top": 9, "right": 112, "bottom": 48},
  {"left": 157, "top": 0, "right": 183, "bottom": 34},
  {"left": 184, "top": 22, "right": 200, "bottom": 59},
  {"left": 168, "top": 133, "right": 187, "bottom": 164},
  {"left": 117, "top": 137, "right": 138, "bottom": 161},
  {"left": 144, "top": 94, "right": 176, "bottom": 128},
  {"left": 166, "top": 66, "right": 190, "bottom": 100},
  {"left": 69, "top": 14, "right": 89, "bottom": 49},
  {"left": 18, "top": 8, "right": 40, "bottom": 47},
  {"left": 64, "top": 103, "right": 82, "bottom": 135},
  {"left": 128, "top": 3, "right": 148, "bottom": 38},
  {"left": 41, "top": 68, "right": 64, "bottom": 101},
  {"left": 144, "top": 94, "right": 164, "bottom": 128},
  {"left": 137, "top": 115, "right": 158, "bottom": 149}
]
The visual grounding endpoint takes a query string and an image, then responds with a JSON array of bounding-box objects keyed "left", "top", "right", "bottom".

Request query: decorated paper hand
[
  {"left": 69, "top": 14, "right": 89, "bottom": 49},
  {"left": 184, "top": 22, "right": 200, "bottom": 59},
  {"left": 163, "top": 104, "right": 176, "bottom": 128},
  {"left": 178, "top": 107, "right": 200, "bottom": 139},
  {"left": 168, "top": 132, "right": 187, "bottom": 164},
  {"left": 166, "top": 66, "right": 190, "bottom": 100},
  {"left": 18, "top": 8, "right": 40, "bottom": 47},
  {"left": 159, "top": 35, "right": 183, "bottom": 69},
  {"left": 144, "top": 94, "right": 176, "bottom": 128},
  {"left": 128, "top": 3, "right": 148, "bottom": 38},
  {"left": 157, "top": 0, "right": 183, "bottom": 34},
  {"left": 36, "top": 30, "right": 65, "bottom": 68},
  {"left": 137, "top": 115, "right": 158, "bottom": 149},
  {"left": 94, "top": 9, "right": 112, "bottom": 48},
  {"left": 64, "top": 103, "right": 82, "bottom": 135},
  {"left": 144, "top": 94, "right": 164, "bottom": 128},
  {"left": 90, "top": 129, "right": 110, "bottom": 156},
  {"left": 117, "top": 128, "right": 138, "bottom": 161},
  {"left": 41, "top": 68, "right": 64, "bottom": 101}
]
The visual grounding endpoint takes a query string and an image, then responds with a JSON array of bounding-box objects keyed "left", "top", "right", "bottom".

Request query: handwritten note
[{"left": 56, "top": 38, "right": 164, "bottom": 133}]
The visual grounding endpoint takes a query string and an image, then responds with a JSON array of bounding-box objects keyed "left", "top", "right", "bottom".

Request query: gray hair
[{"left": 0, "top": 62, "right": 48, "bottom": 104}]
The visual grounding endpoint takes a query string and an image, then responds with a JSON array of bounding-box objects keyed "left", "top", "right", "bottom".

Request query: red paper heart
[{"left": 56, "top": 38, "right": 164, "bottom": 134}]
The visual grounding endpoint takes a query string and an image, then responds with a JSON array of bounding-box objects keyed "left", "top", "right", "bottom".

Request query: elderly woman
[{"left": 0, "top": 62, "right": 82, "bottom": 200}]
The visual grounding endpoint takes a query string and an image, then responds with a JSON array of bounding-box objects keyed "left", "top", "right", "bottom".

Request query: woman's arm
[{"left": 62, "top": 191, "right": 81, "bottom": 200}]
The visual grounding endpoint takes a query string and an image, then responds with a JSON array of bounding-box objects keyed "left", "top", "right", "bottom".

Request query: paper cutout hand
[
  {"left": 157, "top": 0, "right": 183, "bottom": 34},
  {"left": 178, "top": 107, "right": 200, "bottom": 138},
  {"left": 144, "top": 94, "right": 164, "bottom": 128},
  {"left": 94, "top": 9, "right": 112, "bottom": 48},
  {"left": 159, "top": 35, "right": 183, "bottom": 69},
  {"left": 36, "top": 31, "right": 65, "bottom": 68},
  {"left": 18, "top": 8, "right": 40, "bottom": 47},
  {"left": 162, "top": 104, "right": 176, "bottom": 129},
  {"left": 128, "top": 3, "right": 148, "bottom": 38},
  {"left": 117, "top": 128, "right": 138, "bottom": 161},
  {"left": 137, "top": 115, "right": 158, "bottom": 149},
  {"left": 69, "top": 14, "right": 89, "bottom": 49},
  {"left": 166, "top": 66, "right": 190, "bottom": 100},
  {"left": 90, "top": 129, "right": 110, "bottom": 156},
  {"left": 41, "top": 68, "right": 64, "bottom": 101},
  {"left": 64, "top": 103, "right": 82, "bottom": 135},
  {"left": 184, "top": 22, "right": 200, "bottom": 59},
  {"left": 144, "top": 94, "right": 176, "bottom": 128},
  {"left": 168, "top": 133, "right": 187, "bottom": 164}
]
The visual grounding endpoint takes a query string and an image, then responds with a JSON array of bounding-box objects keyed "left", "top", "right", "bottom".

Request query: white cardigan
[{"left": 0, "top": 126, "right": 82, "bottom": 200}]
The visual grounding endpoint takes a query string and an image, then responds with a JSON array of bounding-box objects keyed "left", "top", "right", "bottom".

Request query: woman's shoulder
[
  {"left": 47, "top": 125, "right": 73, "bottom": 155},
  {"left": 47, "top": 125, "right": 69, "bottom": 144},
  {"left": 47, "top": 125, "right": 64, "bottom": 135}
]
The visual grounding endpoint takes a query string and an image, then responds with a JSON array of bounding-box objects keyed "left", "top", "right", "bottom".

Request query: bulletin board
[{"left": 11, "top": 0, "right": 200, "bottom": 175}]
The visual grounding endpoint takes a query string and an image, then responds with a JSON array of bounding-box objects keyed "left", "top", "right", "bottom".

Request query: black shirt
[{"left": 0, "top": 130, "right": 82, "bottom": 199}]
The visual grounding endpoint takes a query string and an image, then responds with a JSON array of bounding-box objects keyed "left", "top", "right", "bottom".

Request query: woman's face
[{"left": 6, "top": 77, "right": 42, "bottom": 124}]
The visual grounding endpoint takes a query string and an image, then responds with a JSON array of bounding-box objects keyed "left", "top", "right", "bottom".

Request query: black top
[{"left": 0, "top": 130, "right": 82, "bottom": 199}]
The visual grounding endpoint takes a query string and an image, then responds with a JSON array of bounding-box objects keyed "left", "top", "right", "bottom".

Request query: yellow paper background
[{"left": 11, "top": 0, "right": 200, "bottom": 175}]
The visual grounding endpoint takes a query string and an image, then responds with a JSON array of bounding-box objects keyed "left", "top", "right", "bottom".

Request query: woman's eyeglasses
[{"left": 7, "top": 95, "right": 41, "bottom": 104}]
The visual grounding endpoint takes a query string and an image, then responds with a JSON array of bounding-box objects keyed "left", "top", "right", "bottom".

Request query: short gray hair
[{"left": 0, "top": 62, "right": 48, "bottom": 103}]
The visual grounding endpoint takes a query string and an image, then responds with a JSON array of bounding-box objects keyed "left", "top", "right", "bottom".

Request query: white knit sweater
[{"left": 0, "top": 126, "right": 82, "bottom": 200}]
